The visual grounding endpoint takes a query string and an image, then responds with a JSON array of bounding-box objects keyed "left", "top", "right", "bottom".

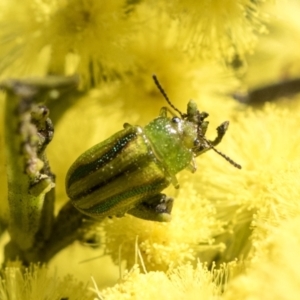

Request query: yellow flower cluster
[
  {"left": 0, "top": 0, "right": 268, "bottom": 87},
  {"left": 97, "top": 262, "right": 230, "bottom": 299},
  {"left": 0, "top": 263, "right": 93, "bottom": 300},
  {"left": 2, "top": 0, "right": 300, "bottom": 299}
]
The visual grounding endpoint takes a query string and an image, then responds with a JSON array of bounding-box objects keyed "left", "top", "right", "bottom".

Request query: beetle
[{"left": 66, "top": 76, "right": 241, "bottom": 222}]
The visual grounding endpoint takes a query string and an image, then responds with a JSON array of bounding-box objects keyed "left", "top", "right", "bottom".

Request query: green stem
[
  {"left": 4, "top": 201, "right": 91, "bottom": 264},
  {"left": 1, "top": 76, "right": 88, "bottom": 264},
  {"left": 4, "top": 82, "right": 54, "bottom": 250}
]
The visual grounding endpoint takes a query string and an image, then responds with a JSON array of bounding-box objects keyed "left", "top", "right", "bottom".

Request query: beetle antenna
[
  {"left": 152, "top": 75, "right": 184, "bottom": 117},
  {"left": 208, "top": 142, "right": 242, "bottom": 169}
]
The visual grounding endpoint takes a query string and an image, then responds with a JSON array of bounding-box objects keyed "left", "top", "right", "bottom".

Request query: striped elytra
[{"left": 66, "top": 125, "right": 173, "bottom": 219}]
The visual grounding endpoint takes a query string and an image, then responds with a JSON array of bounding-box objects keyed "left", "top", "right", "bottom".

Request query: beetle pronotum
[{"left": 66, "top": 76, "right": 241, "bottom": 222}]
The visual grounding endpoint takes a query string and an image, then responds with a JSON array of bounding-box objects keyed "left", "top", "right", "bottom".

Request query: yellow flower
[
  {"left": 97, "top": 261, "right": 232, "bottom": 300},
  {"left": 224, "top": 216, "right": 300, "bottom": 300},
  {"left": 243, "top": 0, "right": 300, "bottom": 86},
  {"left": 0, "top": 0, "right": 269, "bottom": 87},
  {"left": 3, "top": 0, "right": 300, "bottom": 299},
  {"left": 162, "top": 0, "right": 269, "bottom": 61},
  {"left": 0, "top": 263, "right": 93, "bottom": 300},
  {"left": 76, "top": 91, "right": 294, "bottom": 273},
  {"left": 0, "top": 0, "right": 135, "bottom": 86}
]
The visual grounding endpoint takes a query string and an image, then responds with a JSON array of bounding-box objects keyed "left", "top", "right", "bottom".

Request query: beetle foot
[{"left": 127, "top": 194, "right": 174, "bottom": 222}]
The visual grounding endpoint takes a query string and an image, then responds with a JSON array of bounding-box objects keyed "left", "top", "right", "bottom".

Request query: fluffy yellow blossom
[
  {"left": 0, "top": 0, "right": 269, "bottom": 87},
  {"left": 190, "top": 98, "right": 300, "bottom": 263},
  {"left": 224, "top": 216, "right": 300, "bottom": 300},
  {"left": 2, "top": 0, "right": 300, "bottom": 299},
  {"left": 0, "top": 264, "right": 93, "bottom": 300},
  {"left": 0, "top": 0, "right": 135, "bottom": 85},
  {"left": 162, "top": 0, "right": 269, "bottom": 61},
  {"left": 96, "top": 262, "right": 232, "bottom": 300},
  {"left": 99, "top": 186, "right": 225, "bottom": 272},
  {"left": 243, "top": 0, "right": 300, "bottom": 86}
]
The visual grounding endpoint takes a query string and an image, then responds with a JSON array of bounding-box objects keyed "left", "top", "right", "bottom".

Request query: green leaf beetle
[{"left": 66, "top": 76, "right": 241, "bottom": 222}]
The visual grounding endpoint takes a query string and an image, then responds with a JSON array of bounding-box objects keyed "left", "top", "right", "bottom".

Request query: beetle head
[{"left": 152, "top": 75, "right": 241, "bottom": 169}]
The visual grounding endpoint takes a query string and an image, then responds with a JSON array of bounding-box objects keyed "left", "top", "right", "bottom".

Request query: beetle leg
[
  {"left": 170, "top": 174, "right": 179, "bottom": 189},
  {"left": 127, "top": 194, "right": 174, "bottom": 222},
  {"left": 159, "top": 106, "right": 177, "bottom": 118},
  {"left": 209, "top": 121, "right": 229, "bottom": 147},
  {"left": 159, "top": 107, "right": 168, "bottom": 117},
  {"left": 186, "top": 157, "right": 197, "bottom": 173}
]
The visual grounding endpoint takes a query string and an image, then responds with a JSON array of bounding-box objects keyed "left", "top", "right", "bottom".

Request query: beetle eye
[{"left": 172, "top": 117, "right": 180, "bottom": 123}]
